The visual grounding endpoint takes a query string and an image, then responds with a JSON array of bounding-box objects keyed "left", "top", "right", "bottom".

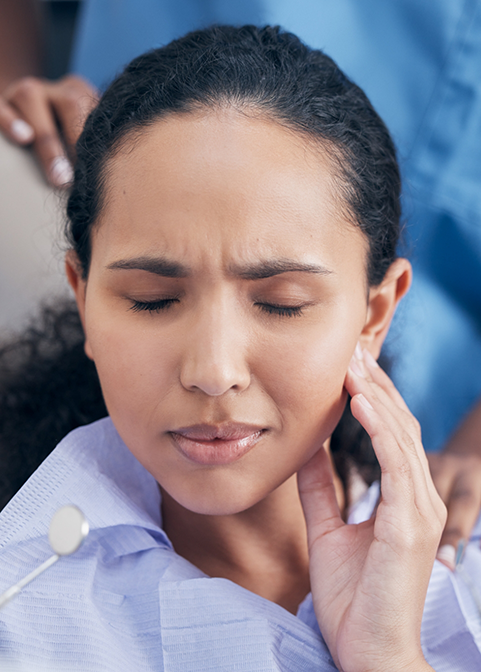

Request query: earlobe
[
  {"left": 65, "top": 251, "right": 94, "bottom": 361},
  {"left": 360, "top": 258, "right": 412, "bottom": 359}
]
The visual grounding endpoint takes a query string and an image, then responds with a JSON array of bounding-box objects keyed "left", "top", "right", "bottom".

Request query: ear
[
  {"left": 65, "top": 250, "right": 94, "bottom": 360},
  {"left": 359, "top": 258, "right": 412, "bottom": 359}
]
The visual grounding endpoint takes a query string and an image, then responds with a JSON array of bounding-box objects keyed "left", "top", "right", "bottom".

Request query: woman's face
[{"left": 72, "top": 108, "right": 376, "bottom": 515}]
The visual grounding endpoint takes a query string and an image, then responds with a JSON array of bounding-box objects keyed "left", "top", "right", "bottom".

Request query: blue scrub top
[{"left": 71, "top": 0, "right": 481, "bottom": 451}]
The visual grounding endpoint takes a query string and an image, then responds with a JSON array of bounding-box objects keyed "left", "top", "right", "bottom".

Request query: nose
[{"left": 179, "top": 298, "right": 251, "bottom": 396}]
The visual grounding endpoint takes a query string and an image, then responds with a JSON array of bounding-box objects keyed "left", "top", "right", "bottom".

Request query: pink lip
[{"left": 170, "top": 423, "right": 266, "bottom": 465}]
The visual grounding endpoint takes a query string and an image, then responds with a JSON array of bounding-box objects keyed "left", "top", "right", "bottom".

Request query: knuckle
[
  {"left": 398, "top": 458, "right": 413, "bottom": 478},
  {"left": 59, "top": 74, "right": 91, "bottom": 95},
  {"left": 59, "top": 74, "right": 82, "bottom": 86},
  {"left": 13, "top": 77, "right": 42, "bottom": 100},
  {"left": 400, "top": 431, "right": 418, "bottom": 456},
  {"left": 62, "top": 86, "right": 83, "bottom": 106},
  {"left": 384, "top": 456, "right": 412, "bottom": 481}
]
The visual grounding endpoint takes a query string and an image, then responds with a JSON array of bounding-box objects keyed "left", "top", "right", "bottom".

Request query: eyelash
[
  {"left": 255, "top": 303, "right": 304, "bottom": 318},
  {"left": 129, "top": 299, "right": 305, "bottom": 317},
  {"left": 130, "top": 298, "right": 179, "bottom": 313}
]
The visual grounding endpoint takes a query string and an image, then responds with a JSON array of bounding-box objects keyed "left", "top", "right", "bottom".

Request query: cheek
[
  {"left": 250, "top": 316, "right": 358, "bottom": 446},
  {"left": 257, "top": 321, "right": 355, "bottom": 405},
  {"left": 84, "top": 304, "right": 177, "bottom": 422}
]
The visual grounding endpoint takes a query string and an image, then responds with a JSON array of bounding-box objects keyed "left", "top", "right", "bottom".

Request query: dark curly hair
[{"left": 1, "top": 25, "right": 402, "bottom": 509}]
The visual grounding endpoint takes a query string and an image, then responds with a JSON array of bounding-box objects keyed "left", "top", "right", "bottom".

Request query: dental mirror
[
  {"left": 48, "top": 504, "right": 89, "bottom": 555},
  {"left": 0, "top": 505, "right": 89, "bottom": 610}
]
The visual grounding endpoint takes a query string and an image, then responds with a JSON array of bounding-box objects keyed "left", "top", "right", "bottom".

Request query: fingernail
[
  {"left": 11, "top": 119, "right": 34, "bottom": 143},
  {"left": 357, "top": 393, "right": 373, "bottom": 410},
  {"left": 436, "top": 544, "right": 456, "bottom": 571},
  {"left": 354, "top": 342, "right": 363, "bottom": 360},
  {"left": 363, "top": 349, "right": 379, "bottom": 368},
  {"left": 50, "top": 156, "right": 74, "bottom": 186},
  {"left": 349, "top": 356, "right": 365, "bottom": 378}
]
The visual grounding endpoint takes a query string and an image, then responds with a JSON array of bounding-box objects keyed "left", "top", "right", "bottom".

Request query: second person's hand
[
  {"left": 0, "top": 74, "right": 99, "bottom": 187},
  {"left": 428, "top": 451, "right": 481, "bottom": 568}
]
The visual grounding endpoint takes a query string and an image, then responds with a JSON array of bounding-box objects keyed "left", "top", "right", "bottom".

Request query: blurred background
[{"left": 43, "top": 0, "right": 80, "bottom": 81}]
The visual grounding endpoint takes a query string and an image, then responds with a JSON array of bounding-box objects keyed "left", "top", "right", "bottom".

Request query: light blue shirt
[
  {"left": 1, "top": 418, "right": 481, "bottom": 670},
  {"left": 70, "top": 0, "right": 481, "bottom": 451}
]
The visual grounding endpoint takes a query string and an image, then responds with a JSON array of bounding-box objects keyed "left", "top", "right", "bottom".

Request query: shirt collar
[{"left": 0, "top": 417, "right": 172, "bottom": 555}]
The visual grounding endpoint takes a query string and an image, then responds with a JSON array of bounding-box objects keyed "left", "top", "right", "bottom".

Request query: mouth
[{"left": 169, "top": 423, "right": 267, "bottom": 465}]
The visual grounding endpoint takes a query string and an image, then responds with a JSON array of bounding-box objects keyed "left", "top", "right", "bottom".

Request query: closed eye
[
  {"left": 129, "top": 299, "right": 307, "bottom": 317},
  {"left": 255, "top": 303, "right": 305, "bottom": 318},
  {"left": 129, "top": 298, "right": 180, "bottom": 313}
]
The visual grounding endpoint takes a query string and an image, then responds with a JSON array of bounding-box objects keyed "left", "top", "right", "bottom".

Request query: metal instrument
[{"left": 0, "top": 505, "right": 89, "bottom": 610}]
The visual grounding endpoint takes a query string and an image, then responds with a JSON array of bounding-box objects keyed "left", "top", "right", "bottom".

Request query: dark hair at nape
[
  {"left": 0, "top": 301, "right": 107, "bottom": 510},
  {"left": 68, "top": 24, "right": 400, "bottom": 287}
]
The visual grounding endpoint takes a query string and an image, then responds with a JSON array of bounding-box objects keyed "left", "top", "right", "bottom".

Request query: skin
[{"left": 67, "top": 107, "right": 442, "bottom": 671}]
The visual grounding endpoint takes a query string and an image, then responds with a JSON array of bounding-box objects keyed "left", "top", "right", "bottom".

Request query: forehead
[{"left": 92, "top": 108, "right": 366, "bottom": 271}]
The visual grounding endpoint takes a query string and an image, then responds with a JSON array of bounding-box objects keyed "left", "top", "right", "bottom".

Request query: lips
[{"left": 169, "top": 423, "right": 266, "bottom": 465}]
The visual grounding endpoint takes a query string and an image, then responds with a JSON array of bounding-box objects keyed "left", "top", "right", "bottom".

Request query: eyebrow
[
  {"left": 107, "top": 256, "right": 190, "bottom": 277},
  {"left": 228, "top": 259, "right": 332, "bottom": 280},
  {"left": 106, "top": 256, "right": 332, "bottom": 279}
]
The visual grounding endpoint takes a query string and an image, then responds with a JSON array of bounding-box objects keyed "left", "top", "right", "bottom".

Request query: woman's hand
[
  {"left": 0, "top": 74, "right": 98, "bottom": 186},
  {"left": 298, "top": 346, "right": 445, "bottom": 672}
]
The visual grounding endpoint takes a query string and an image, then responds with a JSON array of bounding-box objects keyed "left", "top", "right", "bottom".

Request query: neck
[
  {"left": 161, "top": 474, "right": 310, "bottom": 613},
  {"left": 160, "top": 443, "right": 345, "bottom": 614}
]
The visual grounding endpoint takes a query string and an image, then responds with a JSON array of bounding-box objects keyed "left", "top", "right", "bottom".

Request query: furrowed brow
[
  {"left": 229, "top": 259, "right": 333, "bottom": 280},
  {"left": 107, "top": 256, "right": 190, "bottom": 278}
]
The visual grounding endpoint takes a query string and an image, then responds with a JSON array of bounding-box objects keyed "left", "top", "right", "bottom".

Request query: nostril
[{"left": 180, "top": 361, "right": 251, "bottom": 396}]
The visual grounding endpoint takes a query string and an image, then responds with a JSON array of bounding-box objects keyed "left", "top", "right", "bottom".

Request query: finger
[
  {"left": 348, "top": 352, "right": 436, "bottom": 500},
  {"left": 48, "top": 76, "right": 99, "bottom": 153},
  {"left": 350, "top": 349, "right": 413, "bottom": 426},
  {"left": 349, "top": 367, "right": 446, "bottom": 529},
  {"left": 349, "top": 392, "right": 419, "bottom": 498},
  {"left": 0, "top": 98, "right": 34, "bottom": 144},
  {"left": 298, "top": 445, "right": 344, "bottom": 543},
  {"left": 352, "top": 389, "right": 447, "bottom": 545},
  {"left": 8, "top": 78, "right": 73, "bottom": 186},
  {"left": 346, "top": 363, "right": 421, "bottom": 465},
  {"left": 360, "top": 349, "right": 433, "bottom": 485},
  {"left": 362, "top": 348, "right": 411, "bottom": 414},
  {"left": 438, "top": 472, "right": 481, "bottom": 551},
  {"left": 349, "top": 379, "right": 446, "bottom": 529}
]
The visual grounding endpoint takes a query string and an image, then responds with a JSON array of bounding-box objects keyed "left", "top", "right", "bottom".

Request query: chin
[{"left": 164, "top": 475, "right": 280, "bottom": 516}]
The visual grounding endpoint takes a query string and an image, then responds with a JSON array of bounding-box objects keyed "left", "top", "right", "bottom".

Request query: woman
[{"left": 0, "top": 26, "right": 480, "bottom": 672}]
